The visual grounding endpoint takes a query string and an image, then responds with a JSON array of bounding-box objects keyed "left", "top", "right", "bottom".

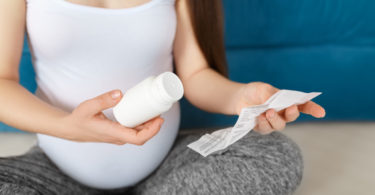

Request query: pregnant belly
[{"left": 37, "top": 103, "right": 180, "bottom": 189}]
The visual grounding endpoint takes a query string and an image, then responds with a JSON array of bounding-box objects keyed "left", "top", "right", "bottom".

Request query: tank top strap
[{"left": 157, "top": 0, "right": 176, "bottom": 6}]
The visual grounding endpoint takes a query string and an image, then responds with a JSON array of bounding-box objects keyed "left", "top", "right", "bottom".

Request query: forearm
[
  {"left": 0, "top": 79, "right": 68, "bottom": 135},
  {"left": 182, "top": 68, "right": 245, "bottom": 115}
]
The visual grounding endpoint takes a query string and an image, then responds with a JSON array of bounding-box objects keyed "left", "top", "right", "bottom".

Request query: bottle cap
[{"left": 154, "top": 72, "right": 184, "bottom": 104}]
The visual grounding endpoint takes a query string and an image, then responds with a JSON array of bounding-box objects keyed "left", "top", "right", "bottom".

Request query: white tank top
[{"left": 25, "top": 0, "right": 179, "bottom": 189}]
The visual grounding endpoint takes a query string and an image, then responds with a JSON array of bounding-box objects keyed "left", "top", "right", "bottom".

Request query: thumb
[{"left": 78, "top": 90, "right": 122, "bottom": 117}]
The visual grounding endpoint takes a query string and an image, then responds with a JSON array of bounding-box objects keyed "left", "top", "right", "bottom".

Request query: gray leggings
[{"left": 0, "top": 130, "right": 303, "bottom": 195}]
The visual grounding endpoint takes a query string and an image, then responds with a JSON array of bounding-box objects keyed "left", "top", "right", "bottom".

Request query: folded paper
[{"left": 187, "top": 90, "right": 322, "bottom": 157}]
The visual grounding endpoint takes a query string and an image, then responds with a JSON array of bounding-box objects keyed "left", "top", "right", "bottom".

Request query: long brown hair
[{"left": 186, "top": 0, "right": 228, "bottom": 77}]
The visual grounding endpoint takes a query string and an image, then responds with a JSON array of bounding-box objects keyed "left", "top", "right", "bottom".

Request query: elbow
[
  {"left": 0, "top": 75, "right": 20, "bottom": 83},
  {"left": 179, "top": 66, "right": 210, "bottom": 85}
]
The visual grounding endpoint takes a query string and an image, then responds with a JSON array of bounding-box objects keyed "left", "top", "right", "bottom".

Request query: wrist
[
  {"left": 43, "top": 109, "right": 72, "bottom": 139},
  {"left": 227, "top": 82, "right": 247, "bottom": 115},
  {"left": 55, "top": 112, "right": 80, "bottom": 140}
]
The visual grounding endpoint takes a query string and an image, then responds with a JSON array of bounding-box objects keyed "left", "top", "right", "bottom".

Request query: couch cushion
[{"left": 223, "top": 0, "right": 375, "bottom": 48}]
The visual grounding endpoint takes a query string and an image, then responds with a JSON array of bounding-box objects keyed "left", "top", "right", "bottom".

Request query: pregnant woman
[{"left": 0, "top": 0, "right": 325, "bottom": 194}]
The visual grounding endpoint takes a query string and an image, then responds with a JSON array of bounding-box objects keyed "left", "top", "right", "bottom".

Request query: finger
[
  {"left": 255, "top": 114, "right": 273, "bottom": 134},
  {"left": 118, "top": 117, "right": 164, "bottom": 145},
  {"left": 284, "top": 105, "right": 300, "bottom": 122},
  {"left": 133, "top": 117, "right": 164, "bottom": 145},
  {"left": 134, "top": 115, "right": 162, "bottom": 131},
  {"left": 298, "top": 101, "right": 326, "bottom": 118},
  {"left": 79, "top": 90, "right": 122, "bottom": 117},
  {"left": 266, "top": 109, "right": 286, "bottom": 131},
  {"left": 94, "top": 112, "right": 107, "bottom": 120}
]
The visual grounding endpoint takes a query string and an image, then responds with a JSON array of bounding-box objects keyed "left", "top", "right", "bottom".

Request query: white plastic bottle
[{"left": 113, "top": 72, "right": 184, "bottom": 128}]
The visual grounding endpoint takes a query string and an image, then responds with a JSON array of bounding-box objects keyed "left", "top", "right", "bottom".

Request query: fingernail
[
  {"left": 267, "top": 110, "right": 275, "bottom": 118},
  {"left": 159, "top": 118, "right": 164, "bottom": 125},
  {"left": 319, "top": 110, "right": 326, "bottom": 118},
  {"left": 111, "top": 91, "right": 121, "bottom": 99}
]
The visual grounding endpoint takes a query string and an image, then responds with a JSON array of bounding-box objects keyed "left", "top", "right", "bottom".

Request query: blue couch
[{"left": 1, "top": 0, "right": 375, "bottom": 132}]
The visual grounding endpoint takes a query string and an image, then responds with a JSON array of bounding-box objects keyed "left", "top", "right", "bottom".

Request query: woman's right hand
[{"left": 58, "top": 90, "right": 164, "bottom": 145}]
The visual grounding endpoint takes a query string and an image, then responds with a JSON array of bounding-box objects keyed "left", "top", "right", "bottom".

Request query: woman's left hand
[{"left": 233, "top": 82, "right": 326, "bottom": 134}]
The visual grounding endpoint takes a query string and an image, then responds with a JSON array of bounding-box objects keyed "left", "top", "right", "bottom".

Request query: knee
[
  {"left": 216, "top": 131, "right": 303, "bottom": 195},
  {"left": 134, "top": 131, "right": 303, "bottom": 195}
]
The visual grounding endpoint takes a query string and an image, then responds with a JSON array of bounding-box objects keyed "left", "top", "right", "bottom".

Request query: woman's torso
[{"left": 26, "top": 0, "right": 179, "bottom": 189}]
